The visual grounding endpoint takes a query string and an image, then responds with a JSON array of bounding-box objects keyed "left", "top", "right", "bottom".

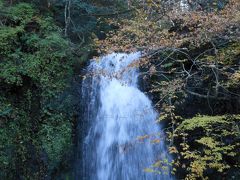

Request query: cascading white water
[
  {"left": 180, "top": 0, "right": 189, "bottom": 11},
  {"left": 81, "top": 52, "right": 172, "bottom": 180}
]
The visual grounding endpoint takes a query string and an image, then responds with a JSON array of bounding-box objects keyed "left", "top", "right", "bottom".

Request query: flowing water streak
[{"left": 81, "top": 52, "right": 172, "bottom": 180}]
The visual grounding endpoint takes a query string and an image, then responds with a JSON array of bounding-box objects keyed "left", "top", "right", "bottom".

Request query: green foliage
[
  {"left": 176, "top": 115, "right": 229, "bottom": 131},
  {"left": 7, "top": 3, "right": 35, "bottom": 24},
  {"left": 204, "top": 42, "right": 240, "bottom": 65},
  {"left": 0, "top": 2, "right": 76, "bottom": 179},
  {"left": 0, "top": 26, "right": 23, "bottom": 57},
  {"left": 218, "top": 42, "right": 240, "bottom": 65},
  {"left": 172, "top": 115, "right": 240, "bottom": 179},
  {"left": 0, "top": 97, "right": 33, "bottom": 179},
  {"left": 38, "top": 114, "right": 72, "bottom": 170},
  {"left": 0, "top": 0, "right": 130, "bottom": 178}
]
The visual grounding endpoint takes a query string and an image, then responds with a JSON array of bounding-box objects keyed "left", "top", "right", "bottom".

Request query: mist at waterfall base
[{"left": 76, "top": 52, "right": 172, "bottom": 180}]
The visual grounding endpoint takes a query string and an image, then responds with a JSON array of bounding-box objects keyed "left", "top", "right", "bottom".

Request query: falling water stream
[{"left": 79, "top": 52, "right": 172, "bottom": 180}]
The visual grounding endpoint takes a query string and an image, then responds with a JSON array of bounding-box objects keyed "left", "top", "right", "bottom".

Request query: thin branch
[{"left": 185, "top": 89, "right": 231, "bottom": 100}]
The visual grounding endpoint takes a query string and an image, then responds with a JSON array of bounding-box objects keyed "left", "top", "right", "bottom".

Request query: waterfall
[
  {"left": 180, "top": 0, "right": 189, "bottom": 11},
  {"left": 78, "top": 52, "right": 172, "bottom": 180}
]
